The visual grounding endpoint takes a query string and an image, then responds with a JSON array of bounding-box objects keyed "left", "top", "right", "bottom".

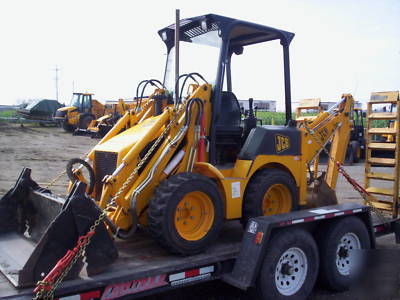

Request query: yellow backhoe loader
[
  {"left": 0, "top": 14, "right": 354, "bottom": 287},
  {"left": 54, "top": 93, "right": 134, "bottom": 132},
  {"left": 76, "top": 98, "right": 134, "bottom": 138}
]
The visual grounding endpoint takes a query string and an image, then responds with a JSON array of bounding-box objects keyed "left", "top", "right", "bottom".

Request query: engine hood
[
  {"left": 93, "top": 116, "right": 161, "bottom": 162},
  {"left": 58, "top": 106, "right": 77, "bottom": 112}
]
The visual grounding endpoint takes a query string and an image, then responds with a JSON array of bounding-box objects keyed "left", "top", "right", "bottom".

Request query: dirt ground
[
  {"left": 0, "top": 122, "right": 399, "bottom": 299},
  {"left": 0, "top": 122, "right": 97, "bottom": 196},
  {"left": 0, "top": 122, "right": 391, "bottom": 206}
]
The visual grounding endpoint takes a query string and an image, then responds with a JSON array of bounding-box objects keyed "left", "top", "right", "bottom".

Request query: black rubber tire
[
  {"left": 79, "top": 114, "right": 94, "bottom": 129},
  {"left": 317, "top": 216, "right": 370, "bottom": 292},
  {"left": 345, "top": 143, "right": 355, "bottom": 166},
  {"left": 148, "top": 172, "right": 224, "bottom": 255},
  {"left": 98, "top": 124, "right": 112, "bottom": 138},
  {"left": 351, "top": 140, "right": 361, "bottom": 163},
  {"left": 62, "top": 121, "right": 75, "bottom": 132},
  {"left": 66, "top": 158, "right": 95, "bottom": 194},
  {"left": 255, "top": 228, "right": 319, "bottom": 300},
  {"left": 242, "top": 169, "right": 298, "bottom": 225}
]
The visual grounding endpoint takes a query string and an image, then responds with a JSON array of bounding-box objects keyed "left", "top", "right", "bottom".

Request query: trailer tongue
[{"left": 0, "top": 168, "right": 117, "bottom": 287}]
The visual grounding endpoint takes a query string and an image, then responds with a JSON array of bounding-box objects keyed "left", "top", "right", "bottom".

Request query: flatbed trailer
[{"left": 1, "top": 202, "right": 399, "bottom": 300}]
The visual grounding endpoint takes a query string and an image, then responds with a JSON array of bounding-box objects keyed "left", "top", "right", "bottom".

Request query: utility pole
[{"left": 54, "top": 65, "right": 60, "bottom": 102}]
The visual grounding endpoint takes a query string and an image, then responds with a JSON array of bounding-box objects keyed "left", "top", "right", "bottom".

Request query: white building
[
  {"left": 292, "top": 100, "right": 364, "bottom": 112},
  {"left": 238, "top": 99, "right": 276, "bottom": 112}
]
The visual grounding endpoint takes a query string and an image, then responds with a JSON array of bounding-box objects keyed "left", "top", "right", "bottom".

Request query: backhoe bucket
[
  {"left": 0, "top": 168, "right": 118, "bottom": 287},
  {"left": 308, "top": 171, "right": 338, "bottom": 208}
]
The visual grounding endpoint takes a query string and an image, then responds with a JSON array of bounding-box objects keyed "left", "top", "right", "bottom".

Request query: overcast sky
[{"left": 0, "top": 0, "right": 398, "bottom": 110}]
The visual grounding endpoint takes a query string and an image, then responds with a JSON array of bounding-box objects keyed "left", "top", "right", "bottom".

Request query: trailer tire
[
  {"left": 148, "top": 172, "right": 223, "bottom": 255},
  {"left": 317, "top": 216, "right": 370, "bottom": 291},
  {"left": 242, "top": 169, "right": 298, "bottom": 225},
  {"left": 255, "top": 228, "right": 319, "bottom": 300}
]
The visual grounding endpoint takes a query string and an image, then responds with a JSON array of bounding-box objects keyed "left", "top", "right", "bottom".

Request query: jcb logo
[{"left": 275, "top": 135, "right": 290, "bottom": 153}]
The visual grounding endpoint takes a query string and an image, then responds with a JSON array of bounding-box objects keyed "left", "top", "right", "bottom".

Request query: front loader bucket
[{"left": 0, "top": 168, "right": 118, "bottom": 287}]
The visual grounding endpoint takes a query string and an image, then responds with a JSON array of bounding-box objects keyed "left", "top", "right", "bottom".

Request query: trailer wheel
[
  {"left": 148, "top": 173, "right": 223, "bottom": 255},
  {"left": 242, "top": 169, "right": 298, "bottom": 225},
  {"left": 255, "top": 229, "right": 319, "bottom": 300},
  {"left": 318, "top": 216, "right": 370, "bottom": 291}
]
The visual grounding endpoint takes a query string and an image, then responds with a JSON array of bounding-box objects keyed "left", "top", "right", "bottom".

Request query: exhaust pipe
[
  {"left": 0, "top": 168, "right": 118, "bottom": 287},
  {"left": 174, "top": 9, "right": 180, "bottom": 107}
]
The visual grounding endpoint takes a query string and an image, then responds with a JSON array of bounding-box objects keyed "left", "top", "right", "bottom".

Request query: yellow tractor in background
[
  {"left": 54, "top": 92, "right": 133, "bottom": 132},
  {"left": 0, "top": 13, "right": 354, "bottom": 287},
  {"left": 76, "top": 98, "right": 132, "bottom": 138}
]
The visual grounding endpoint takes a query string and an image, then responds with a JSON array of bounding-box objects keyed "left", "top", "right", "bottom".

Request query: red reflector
[
  {"left": 255, "top": 232, "right": 264, "bottom": 244},
  {"left": 81, "top": 290, "right": 101, "bottom": 300},
  {"left": 185, "top": 269, "right": 200, "bottom": 278}
]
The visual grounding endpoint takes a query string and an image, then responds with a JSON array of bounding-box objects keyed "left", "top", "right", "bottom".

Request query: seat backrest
[{"left": 217, "top": 91, "right": 241, "bottom": 126}]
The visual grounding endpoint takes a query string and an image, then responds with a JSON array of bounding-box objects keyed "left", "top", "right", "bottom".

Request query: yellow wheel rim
[
  {"left": 262, "top": 184, "right": 292, "bottom": 216},
  {"left": 174, "top": 191, "right": 214, "bottom": 241}
]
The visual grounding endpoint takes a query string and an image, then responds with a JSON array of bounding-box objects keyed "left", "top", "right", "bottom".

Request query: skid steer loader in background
[{"left": 0, "top": 13, "right": 354, "bottom": 288}]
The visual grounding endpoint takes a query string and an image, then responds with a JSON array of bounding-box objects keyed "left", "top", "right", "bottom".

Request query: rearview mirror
[{"left": 232, "top": 46, "right": 244, "bottom": 55}]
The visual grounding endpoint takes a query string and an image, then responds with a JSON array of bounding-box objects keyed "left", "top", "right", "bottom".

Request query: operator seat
[
  {"left": 215, "top": 91, "right": 242, "bottom": 139},
  {"left": 217, "top": 92, "right": 241, "bottom": 126},
  {"left": 215, "top": 91, "right": 243, "bottom": 164}
]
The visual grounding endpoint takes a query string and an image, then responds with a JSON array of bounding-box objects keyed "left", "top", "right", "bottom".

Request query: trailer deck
[
  {"left": 0, "top": 203, "right": 399, "bottom": 300},
  {"left": 0, "top": 222, "right": 243, "bottom": 299}
]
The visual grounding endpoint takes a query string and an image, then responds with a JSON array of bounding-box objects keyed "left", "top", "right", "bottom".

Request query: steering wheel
[{"left": 66, "top": 158, "right": 95, "bottom": 194}]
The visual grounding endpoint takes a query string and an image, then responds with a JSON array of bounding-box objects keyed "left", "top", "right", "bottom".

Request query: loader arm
[
  {"left": 299, "top": 94, "right": 354, "bottom": 189},
  {"left": 94, "top": 83, "right": 212, "bottom": 233}
]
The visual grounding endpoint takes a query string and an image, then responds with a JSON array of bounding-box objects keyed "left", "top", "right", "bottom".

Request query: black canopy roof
[{"left": 158, "top": 14, "right": 295, "bottom": 50}]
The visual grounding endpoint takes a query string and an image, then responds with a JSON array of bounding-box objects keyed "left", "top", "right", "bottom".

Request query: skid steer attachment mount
[{"left": 0, "top": 168, "right": 118, "bottom": 287}]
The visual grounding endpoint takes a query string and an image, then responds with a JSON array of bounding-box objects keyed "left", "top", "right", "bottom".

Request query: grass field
[
  {"left": 0, "top": 108, "right": 391, "bottom": 129},
  {"left": 0, "top": 110, "right": 18, "bottom": 118},
  {"left": 255, "top": 111, "right": 291, "bottom": 125},
  {"left": 256, "top": 111, "right": 318, "bottom": 125},
  {"left": 255, "top": 110, "right": 391, "bottom": 129}
]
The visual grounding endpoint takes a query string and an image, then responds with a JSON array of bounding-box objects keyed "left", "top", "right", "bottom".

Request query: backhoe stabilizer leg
[{"left": 0, "top": 169, "right": 118, "bottom": 287}]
